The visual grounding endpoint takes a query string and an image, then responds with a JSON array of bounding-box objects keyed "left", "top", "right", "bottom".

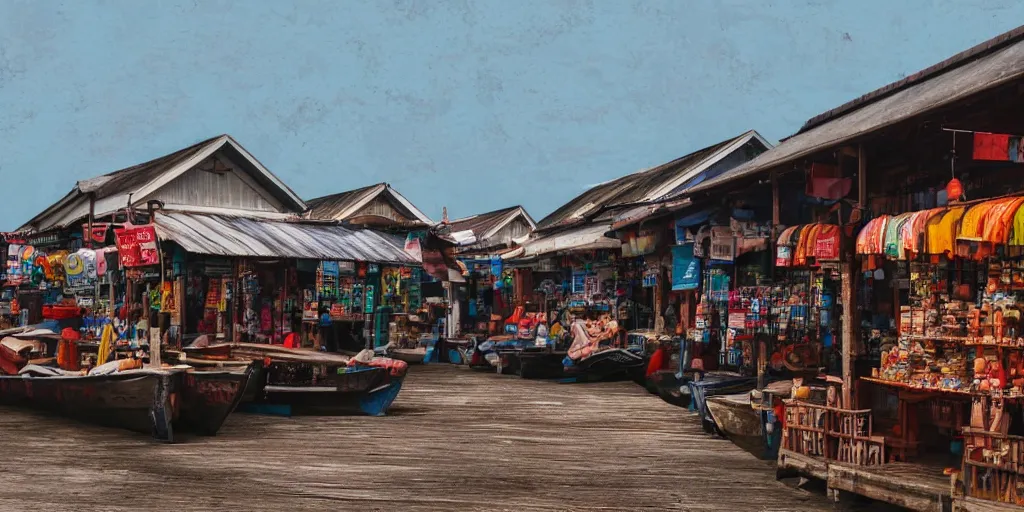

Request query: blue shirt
[{"left": 320, "top": 313, "right": 332, "bottom": 327}]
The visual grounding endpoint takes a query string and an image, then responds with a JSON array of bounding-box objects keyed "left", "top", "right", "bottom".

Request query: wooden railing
[
  {"left": 960, "top": 427, "right": 1024, "bottom": 505},
  {"left": 783, "top": 400, "right": 886, "bottom": 466}
]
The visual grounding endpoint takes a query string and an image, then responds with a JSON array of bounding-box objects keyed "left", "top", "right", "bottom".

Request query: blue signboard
[{"left": 671, "top": 244, "right": 700, "bottom": 291}]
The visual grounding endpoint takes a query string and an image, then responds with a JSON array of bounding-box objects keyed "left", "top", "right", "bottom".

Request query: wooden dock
[{"left": 0, "top": 365, "right": 852, "bottom": 511}]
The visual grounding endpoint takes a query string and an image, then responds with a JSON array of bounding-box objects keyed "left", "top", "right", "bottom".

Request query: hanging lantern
[{"left": 946, "top": 178, "right": 963, "bottom": 202}]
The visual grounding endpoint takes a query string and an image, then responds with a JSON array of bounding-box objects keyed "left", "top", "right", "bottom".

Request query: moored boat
[
  {"left": 562, "top": 347, "right": 647, "bottom": 383},
  {"left": 0, "top": 367, "right": 179, "bottom": 442},
  {"left": 182, "top": 341, "right": 408, "bottom": 416},
  {"left": 177, "top": 362, "right": 259, "bottom": 436},
  {"left": 688, "top": 372, "right": 759, "bottom": 433},
  {"left": 705, "top": 392, "right": 764, "bottom": 453}
]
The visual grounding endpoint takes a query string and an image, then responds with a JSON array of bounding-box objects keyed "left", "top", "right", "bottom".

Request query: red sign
[
  {"left": 114, "top": 224, "right": 159, "bottom": 267},
  {"left": 814, "top": 225, "right": 841, "bottom": 261}
]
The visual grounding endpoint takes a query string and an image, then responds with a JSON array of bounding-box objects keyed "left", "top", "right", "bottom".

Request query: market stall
[{"left": 853, "top": 194, "right": 1024, "bottom": 506}]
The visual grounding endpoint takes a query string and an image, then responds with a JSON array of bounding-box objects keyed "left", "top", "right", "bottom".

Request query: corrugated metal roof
[
  {"left": 688, "top": 35, "right": 1024, "bottom": 196},
  {"left": 154, "top": 211, "right": 417, "bottom": 263},
  {"left": 446, "top": 206, "right": 536, "bottom": 241},
  {"left": 305, "top": 183, "right": 383, "bottom": 220},
  {"left": 534, "top": 131, "right": 767, "bottom": 232},
  {"left": 508, "top": 224, "right": 621, "bottom": 260},
  {"left": 304, "top": 183, "right": 433, "bottom": 224}
]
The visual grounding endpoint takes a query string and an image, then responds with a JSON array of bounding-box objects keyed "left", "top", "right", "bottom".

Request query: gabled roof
[
  {"left": 19, "top": 135, "right": 307, "bottom": 232},
  {"left": 535, "top": 130, "right": 770, "bottom": 232},
  {"left": 446, "top": 205, "right": 536, "bottom": 244},
  {"left": 304, "top": 183, "right": 433, "bottom": 225},
  {"left": 688, "top": 26, "right": 1024, "bottom": 196}
]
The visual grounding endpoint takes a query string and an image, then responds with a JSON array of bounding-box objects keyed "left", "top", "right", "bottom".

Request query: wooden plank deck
[
  {"left": 0, "top": 365, "right": 853, "bottom": 511},
  {"left": 828, "top": 461, "right": 952, "bottom": 512}
]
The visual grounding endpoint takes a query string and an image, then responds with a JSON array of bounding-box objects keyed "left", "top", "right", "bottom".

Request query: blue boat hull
[{"left": 239, "top": 364, "right": 405, "bottom": 417}]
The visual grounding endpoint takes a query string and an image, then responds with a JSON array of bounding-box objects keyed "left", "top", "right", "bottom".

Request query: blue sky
[{"left": 1, "top": 1, "right": 1022, "bottom": 229}]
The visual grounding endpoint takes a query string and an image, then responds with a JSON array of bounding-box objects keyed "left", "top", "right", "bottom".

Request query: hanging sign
[
  {"left": 813, "top": 225, "right": 841, "bottom": 261},
  {"left": 671, "top": 244, "right": 701, "bottom": 291},
  {"left": 114, "top": 224, "right": 158, "bottom": 267},
  {"left": 776, "top": 245, "right": 793, "bottom": 267},
  {"left": 28, "top": 232, "right": 61, "bottom": 247}
]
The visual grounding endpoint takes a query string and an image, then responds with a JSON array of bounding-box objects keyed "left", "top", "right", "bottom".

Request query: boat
[
  {"left": 503, "top": 346, "right": 567, "bottom": 379},
  {"left": 0, "top": 367, "right": 179, "bottom": 442},
  {"left": 386, "top": 346, "right": 427, "bottom": 364},
  {"left": 176, "top": 362, "right": 259, "bottom": 436},
  {"left": 688, "top": 372, "right": 759, "bottom": 434},
  {"left": 563, "top": 347, "right": 647, "bottom": 383},
  {"left": 705, "top": 392, "right": 764, "bottom": 452},
  {"left": 183, "top": 341, "right": 408, "bottom": 417}
]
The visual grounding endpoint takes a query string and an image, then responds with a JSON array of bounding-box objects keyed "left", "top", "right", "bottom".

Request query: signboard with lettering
[{"left": 114, "top": 224, "right": 159, "bottom": 267}]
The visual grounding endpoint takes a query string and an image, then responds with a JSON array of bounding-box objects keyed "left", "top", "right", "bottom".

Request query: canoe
[
  {"left": 563, "top": 348, "right": 647, "bottom": 383},
  {"left": 688, "top": 373, "right": 759, "bottom": 434},
  {"left": 176, "top": 362, "right": 258, "bottom": 436},
  {"left": 243, "top": 362, "right": 404, "bottom": 417},
  {"left": 0, "top": 368, "right": 178, "bottom": 442},
  {"left": 183, "top": 342, "right": 407, "bottom": 417}
]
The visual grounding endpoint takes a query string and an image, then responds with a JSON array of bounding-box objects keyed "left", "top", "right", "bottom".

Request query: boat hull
[
  {"left": 563, "top": 349, "right": 647, "bottom": 383},
  {"left": 510, "top": 348, "right": 567, "bottom": 379},
  {"left": 0, "top": 371, "right": 176, "bottom": 442},
  {"left": 176, "top": 363, "right": 256, "bottom": 436},
  {"left": 389, "top": 348, "right": 426, "bottom": 365},
  {"left": 241, "top": 364, "right": 404, "bottom": 416},
  {"left": 688, "top": 376, "right": 758, "bottom": 434}
]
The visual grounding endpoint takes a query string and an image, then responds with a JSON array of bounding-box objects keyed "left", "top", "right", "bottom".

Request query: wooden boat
[
  {"left": 250, "top": 362, "right": 404, "bottom": 416},
  {"left": 688, "top": 372, "right": 759, "bottom": 434},
  {"left": 706, "top": 392, "right": 761, "bottom": 443},
  {"left": 388, "top": 347, "right": 427, "bottom": 364},
  {"left": 183, "top": 342, "right": 407, "bottom": 417},
  {"left": 0, "top": 368, "right": 179, "bottom": 442},
  {"left": 0, "top": 335, "right": 48, "bottom": 375},
  {"left": 500, "top": 347, "right": 567, "bottom": 379},
  {"left": 176, "top": 362, "right": 258, "bottom": 436},
  {"left": 562, "top": 348, "right": 647, "bottom": 383}
]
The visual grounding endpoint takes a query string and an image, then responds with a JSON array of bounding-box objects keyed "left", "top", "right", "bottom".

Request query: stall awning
[
  {"left": 508, "top": 224, "right": 621, "bottom": 259},
  {"left": 855, "top": 196, "right": 1024, "bottom": 261},
  {"left": 776, "top": 223, "right": 839, "bottom": 267},
  {"left": 153, "top": 211, "right": 418, "bottom": 264}
]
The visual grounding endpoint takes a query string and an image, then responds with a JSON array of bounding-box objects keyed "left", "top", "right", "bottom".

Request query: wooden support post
[
  {"left": 86, "top": 193, "right": 95, "bottom": 249},
  {"left": 840, "top": 145, "right": 868, "bottom": 409}
]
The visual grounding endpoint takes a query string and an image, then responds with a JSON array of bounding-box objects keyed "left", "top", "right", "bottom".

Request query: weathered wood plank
[{"left": 0, "top": 365, "right": 850, "bottom": 511}]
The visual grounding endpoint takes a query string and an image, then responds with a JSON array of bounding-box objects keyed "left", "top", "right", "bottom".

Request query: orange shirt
[
  {"left": 982, "top": 197, "right": 1024, "bottom": 243},
  {"left": 958, "top": 201, "right": 996, "bottom": 241}
]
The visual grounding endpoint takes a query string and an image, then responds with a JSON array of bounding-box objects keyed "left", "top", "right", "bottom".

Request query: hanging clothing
[
  {"left": 958, "top": 202, "right": 997, "bottom": 241},
  {"left": 983, "top": 197, "right": 1024, "bottom": 243},
  {"left": 884, "top": 213, "right": 914, "bottom": 259},
  {"left": 1010, "top": 203, "right": 1024, "bottom": 246},
  {"left": 925, "top": 207, "right": 965, "bottom": 256}
]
